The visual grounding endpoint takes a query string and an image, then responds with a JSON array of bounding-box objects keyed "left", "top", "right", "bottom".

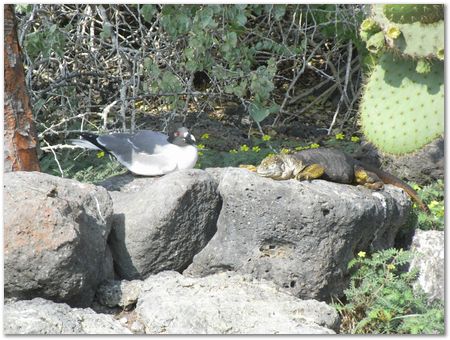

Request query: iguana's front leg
[
  {"left": 295, "top": 163, "right": 325, "bottom": 181},
  {"left": 239, "top": 164, "right": 257, "bottom": 172},
  {"left": 354, "top": 165, "right": 384, "bottom": 190}
]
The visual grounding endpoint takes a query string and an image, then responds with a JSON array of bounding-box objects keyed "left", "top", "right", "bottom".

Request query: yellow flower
[
  {"left": 252, "top": 146, "right": 261, "bottom": 152},
  {"left": 357, "top": 251, "right": 366, "bottom": 258},
  {"left": 134, "top": 100, "right": 144, "bottom": 109},
  {"left": 240, "top": 144, "right": 250, "bottom": 152},
  {"left": 435, "top": 206, "right": 444, "bottom": 217},
  {"left": 412, "top": 183, "right": 421, "bottom": 191},
  {"left": 280, "top": 148, "right": 291, "bottom": 154},
  {"left": 96, "top": 151, "right": 105, "bottom": 158},
  {"left": 262, "top": 134, "right": 271, "bottom": 141},
  {"left": 295, "top": 146, "right": 305, "bottom": 151},
  {"left": 309, "top": 143, "right": 320, "bottom": 149},
  {"left": 351, "top": 136, "right": 360, "bottom": 143},
  {"left": 335, "top": 133, "right": 345, "bottom": 140},
  {"left": 386, "top": 25, "right": 401, "bottom": 39},
  {"left": 201, "top": 133, "right": 209, "bottom": 140},
  {"left": 360, "top": 18, "right": 377, "bottom": 32},
  {"left": 229, "top": 149, "right": 238, "bottom": 154},
  {"left": 387, "top": 263, "right": 396, "bottom": 271},
  {"left": 197, "top": 143, "right": 206, "bottom": 150},
  {"left": 378, "top": 309, "right": 392, "bottom": 322},
  {"left": 198, "top": 151, "right": 204, "bottom": 156},
  {"left": 428, "top": 200, "right": 439, "bottom": 209}
]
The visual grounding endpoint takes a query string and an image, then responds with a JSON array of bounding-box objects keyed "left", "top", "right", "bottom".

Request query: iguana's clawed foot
[
  {"left": 354, "top": 166, "right": 384, "bottom": 190},
  {"left": 295, "top": 164, "right": 325, "bottom": 181},
  {"left": 239, "top": 164, "right": 257, "bottom": 172},
  {"left": 362, "top": 182, "right": 384, "bottom": 190}
]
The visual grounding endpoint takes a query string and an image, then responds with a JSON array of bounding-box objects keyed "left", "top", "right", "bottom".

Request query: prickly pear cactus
[
  {"left": 370, "top": 4, "right": 444, "bottom": 59},
  {"left": 358, "top": 4, "right": 444, "bottom": 155},
  {"left": 383, "top": 4, "right": 444, "bottom": 24},
  {"left": 360, "top": 53, "right": 444, "bottom": 154}
]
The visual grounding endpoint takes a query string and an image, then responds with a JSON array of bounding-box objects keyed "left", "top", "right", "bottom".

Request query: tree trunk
[{"left": 4, "top": 4, "right": 40, "bottom": 172}]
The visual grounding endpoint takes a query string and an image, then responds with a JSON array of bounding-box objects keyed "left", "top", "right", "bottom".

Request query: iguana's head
[{"left": 257, "top": 154, "right": 303, "bottom": 180}]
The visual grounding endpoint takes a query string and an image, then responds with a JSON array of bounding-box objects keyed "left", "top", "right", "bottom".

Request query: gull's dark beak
[{"left": 185, "top": 133, "right": 196, "bottom": 145}]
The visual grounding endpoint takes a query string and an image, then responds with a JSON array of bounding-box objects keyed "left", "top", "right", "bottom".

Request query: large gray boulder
[
  {"left": 4, "top": 171, "right": 114, "bottom": 307},
  {"left": 409, "top": 229, "right": 444, "bottom": 303},
  {"left": 99, "top": 169, "right": 221, "bottom": 279},
  {"left": 185, "top": 168, "right": 412, "bottom": 300},
  {"left": 4, "top": 298, "right": 131, "bottom": 334},
  {"left": 134, "top": 271, "right": 339, "bottom": 334}
]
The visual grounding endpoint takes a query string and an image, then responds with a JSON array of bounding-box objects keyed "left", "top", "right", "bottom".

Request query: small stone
[
  {"left": 96, "top": 280, "right": 143, "bottom": 309},
  {"left": 130, "top": 321, "right": 145, "bottom": 334}
]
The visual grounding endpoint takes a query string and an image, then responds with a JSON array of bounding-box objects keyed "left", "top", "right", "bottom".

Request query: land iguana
[{"left": 253, "top": 148, "right": 430, "bottom": 213}]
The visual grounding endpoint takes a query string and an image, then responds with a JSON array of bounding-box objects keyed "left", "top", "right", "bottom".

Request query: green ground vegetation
[{"left": 335, "top": 248, "right": 444, "bottom": 334}]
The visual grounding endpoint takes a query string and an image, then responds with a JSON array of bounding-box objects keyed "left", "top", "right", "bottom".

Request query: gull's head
[{"left": 169, "top": 127, "right": 196, "bottom": 146}]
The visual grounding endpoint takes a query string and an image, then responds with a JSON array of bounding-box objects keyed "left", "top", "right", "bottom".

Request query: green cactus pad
[
  {"left": 360, "top": 53, "right": 444, "bottom": 154},
  {"left": 360, "top": 18, "right": 382, "bottom": 43},
  {"left": 383, "top": 4, "right": 444, "bottom": 24},
  {"left": 371, "top": 5, "right": 444, "bottom": 59},
  {"left": 366, "top": 31, "right": 385, "bottom": 54}
]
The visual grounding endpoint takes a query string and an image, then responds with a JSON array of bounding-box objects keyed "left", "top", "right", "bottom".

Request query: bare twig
[{"left": 42, "top": 139, "right": 64, "bottom": 177}]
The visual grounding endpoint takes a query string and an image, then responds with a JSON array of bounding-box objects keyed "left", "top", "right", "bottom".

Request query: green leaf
[
  {"left": 226, "top": 31, "right": 238, "bottom": 48},
  {"left": 224, "top": 80, "right": 247, "bottom": 97},
  {"left": 196, "top": 6, "right": 217, "bottom": 29},
  {"left": 273, "top": 5, "right": 286, "bottom": 20},
  {"left": 48, "top": 24, "right": 57, "bottom": 34},
  {"left": 236, "top": 11, "right": 247, "bottom": 26},
  {"left": 15, "top": 4, "right": 32, "bottom": 14},
  {"left": 185, "top": 60, "right": 198, "bottom": 72},
  {"left": 143, "top": 57, "right": 161, "bottom": 77},
  {"left": 24, "top": 31, "right": 44, "bottom": 58},
  {"left": 100, "top": 23, "right": 112, "bottom": 39},
  {"left": 141, "top": 4, "right": 157, "bottom": 23},
  {"left": 33, "top": 98, "right": 46, "bottom": 114},
  {"left": 160, "top": 71, "right": 182, "bottom": 92},
  {"left": 250, "top": 66, "right": 275, "bottom": 102},
  {"left": 248, "top": 101, "right": 279, "bottom": 122},
  {"left": 175, "top": 12, "right": 191, "bottom": 34}
]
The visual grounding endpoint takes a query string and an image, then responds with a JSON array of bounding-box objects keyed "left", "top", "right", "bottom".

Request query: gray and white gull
[{"left": 70, "top": 127, "right": 198, "bottom": 176}]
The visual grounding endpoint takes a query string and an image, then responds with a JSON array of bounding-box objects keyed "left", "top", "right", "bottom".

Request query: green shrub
[
  {"left": 16, "top": 4, "right": 365, "bottom": 144},
  {"left": 413, "top": 180, "right": 444, "bottom": 231},
  {"left": 39, "top": 149, "right": 126, "bottom": 183},
  {"left": 335, "top": 248, "right": 444, "bottom": 334}
]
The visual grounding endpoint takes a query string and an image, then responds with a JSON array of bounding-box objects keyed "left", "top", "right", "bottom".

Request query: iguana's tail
[{"left": 358, "top": 161, "right": 430, "bottom": 214}]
